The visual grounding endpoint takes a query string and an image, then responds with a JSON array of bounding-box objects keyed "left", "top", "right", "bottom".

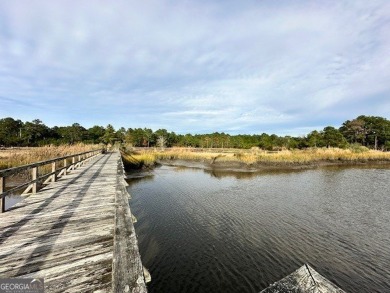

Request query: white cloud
[{"left": 0, "top": 0, "right": 389, "bottom": 133}]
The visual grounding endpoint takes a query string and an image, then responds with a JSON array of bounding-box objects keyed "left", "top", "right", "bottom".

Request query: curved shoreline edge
[{"left": 156, "top": 158, "right": 390, "bottom": 173}]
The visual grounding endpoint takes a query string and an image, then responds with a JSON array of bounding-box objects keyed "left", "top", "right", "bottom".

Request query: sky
[{"left": 0, "top": 0, "right": 389, "bottom": 136}]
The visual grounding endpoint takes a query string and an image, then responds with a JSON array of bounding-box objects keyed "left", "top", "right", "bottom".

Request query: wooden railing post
[
  {"left": 1, "top": 177, "right": 5, "bottom": 213},
  {"left": 52, "top": 161, "right": 57, "bottom": 182},
  {"left": 64, "top": 159, "right": 68, "bottom": 176},
  {"left": 32, "top": 167, "right": 38, "bottom": 193},
  {"left": 0, "top": 150, "right": 101, "bottom": 207}
]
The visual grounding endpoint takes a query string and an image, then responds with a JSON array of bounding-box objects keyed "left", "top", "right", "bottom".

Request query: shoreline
[
  {"left": 120, "top": 147, "right": 390, "bottom": 173},
  {"left": 133, "top": 158, "right": 390, "bottom": 173}
]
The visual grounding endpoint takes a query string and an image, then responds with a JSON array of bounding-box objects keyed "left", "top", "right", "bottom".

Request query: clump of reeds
[{"left": 121, "top": 151, "right": 156, "bottom": 169}]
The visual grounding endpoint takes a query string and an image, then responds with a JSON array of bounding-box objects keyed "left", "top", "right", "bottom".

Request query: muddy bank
[{"left": 157, "top": 158, "right": 390, "bottom": 172}]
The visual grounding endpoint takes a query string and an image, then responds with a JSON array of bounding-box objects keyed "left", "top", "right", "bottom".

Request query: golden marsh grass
[
  {"left": 0, "top": 144, "right": 99, "bottom": 170},
  {"left": 122, "top": 147, "right": 390, "bottom": 168}
]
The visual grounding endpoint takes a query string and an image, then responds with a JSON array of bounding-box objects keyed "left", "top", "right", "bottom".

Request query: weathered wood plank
[
  {"left": 0, "top": 228, "right": 113, "bottom": 264},
  {"left": 260, "top": 264, "right": 346, "bottom": 293},
  {"left": 0, "top": 240, "right": 113, "bottom": 276},
  {"left": 43, "top": 259, "right": 113, "bottom": 293},
  {"left": 0, "top": 151, "right": 147, "bottom": 292},
  {"left": 0, "top": 213, "right": 114, "bottom": 240},
  {"left": 0, "top": 203, "right": 115, "bottom": 226},
  {"left": 0, "top": 176, "right": 5, "bottom": 213},
  {"left": 112, "top": 155, "right": 147, "bottom": 293},
  {"left": 22, "top": 253, "right": 113, "bottom": 290}
]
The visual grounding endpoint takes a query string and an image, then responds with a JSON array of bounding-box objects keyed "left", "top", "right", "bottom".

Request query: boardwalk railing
[{"left": 0, "top": 149, "right": 103, "bottom": 213}]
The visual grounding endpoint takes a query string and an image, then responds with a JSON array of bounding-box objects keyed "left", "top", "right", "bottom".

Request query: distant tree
[
  {"left": 357, "top": 115, "right": 390, "bottom": 150},
  {"left": 102, "top": 124, "right": 117, "bottom": 145},
  {"left": 168, "top": 131, "right": 178, "bottom": 147},
  {"left": 220, "top": 133, "right": 230, "bottom": 148},
  {"left": 322, "top": 126, "right": 348, "bottom": 148},
  {"left": 87, "top": 126, "right": 105, "bottom": 144},
  {"left": 203, "top": 136, "right": 210, "bottom": 148},
  {"left": 125, "top": 128, "right": 146, "bottom": 146},
  {"left": 69, "top": 123, "right": 86, "bottom": 144},
  {"left": 283, "top": 136, "right": 300, "bottom": 149},
  {"left": 340, "top": 119, "right": 366, "bottom": 144},
  {"left": 385, "top": 141, "right": 390, "bottom": 151},
  {"left": 143, "top": 128, "right": 154, "bottom": 147},
  {"left": 56, "top": 123, "right": 87, "bottom": 144},
  {"left": 295, "top": 136, "right": 309, "bottom": 149},
  {"left": 49, "top": 126, "right": 63, "bottom": 144},
  {"left": 258, "top": 133, "right": 273, "bottom": 150},
  {"left": 155, "top": 129, "right": 169, "bottom": 147},
  {"left": 307, "top": 130, "right": 323, "bottom": 148},
  {"left": 0, "top": 117, "right": 23, "bottom": 146},
  {"left": 339, "top": 116, "right": 390, "bottom": 150},
  {"left": 115, "top": 127, "right": 126, "bottom": 144},
  {"left": 180, "top": 134, "right": 192, "bottom": 147},
  {"left": 1, "top": 115, "right": 389, "bottom": 150},
  {"left": 157, "top": 136, "right": 166, "bottom": 149},
  {"left": 179, "top": 133, "right": 201, "bottom": 147},
  {"left": 22, "top": 119, "right": 50, "bottom": 146}
]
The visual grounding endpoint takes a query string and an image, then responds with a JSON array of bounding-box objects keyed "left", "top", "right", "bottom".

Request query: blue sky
[{"left": 0, "top": 0, "right": 389, "bottom": 135}]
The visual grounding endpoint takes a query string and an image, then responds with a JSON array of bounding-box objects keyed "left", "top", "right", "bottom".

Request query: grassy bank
[
  {"left": 121, "top": 147, "right": 390, "bottom": 169},
  {"left": 0, "top": 144, "right": 99, "bottom": 170}
]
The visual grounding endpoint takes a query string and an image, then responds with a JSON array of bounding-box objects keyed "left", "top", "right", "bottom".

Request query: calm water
[
  {"left": 127, "top": 165, "right": 390, "bottom": 293},
  {"left": 4, "top": 195, "right": 23, "bottom": 209}
]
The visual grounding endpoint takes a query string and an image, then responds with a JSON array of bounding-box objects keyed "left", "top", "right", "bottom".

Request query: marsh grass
[
  {"left": 1, "top": 144, "right": 100, "bottom": 192},
  {"left": 122, "top": 147, "right": 390, "bottom": 168},
  {"left": 0, "top": 144, "right": 99, "bottom": 171}
]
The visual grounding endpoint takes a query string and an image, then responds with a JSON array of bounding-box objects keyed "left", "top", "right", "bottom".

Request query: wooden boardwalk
[
  {"left": 261, "top": 264, "right": 346, "bottom": 293},
  {"left": 0, "top": 151, "right": 147, "bottom": 292}
]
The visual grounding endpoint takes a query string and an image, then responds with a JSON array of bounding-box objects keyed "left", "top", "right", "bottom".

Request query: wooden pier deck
[
  {"left": 0, "top": 151, "right": 147, "bottom": 292},
  {"left": 261, "top": 264, "right": 346, "bottom": 293}
]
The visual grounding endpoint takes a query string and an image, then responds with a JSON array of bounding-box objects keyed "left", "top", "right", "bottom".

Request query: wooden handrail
[
  {"left": 0, "top": 149, "right": 103, "bottom": 213},
  {"left": 0, "top": 149, "right": 102, "bottom": 177}
]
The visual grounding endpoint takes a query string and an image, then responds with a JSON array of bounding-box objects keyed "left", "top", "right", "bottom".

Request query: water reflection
[
  {"left": 152, "top": 164, "right": 310, "bottom": 179},
  {"left": 5, "top": 195, "right": 23, "bottom": 210},
  {"left": 3, "top": 177, "right": 27, "bottom": 210},
  {"left": 204, "top": 168, "right": 306, "bottom": 179},
  {"left": 125, "top": 169, "right": 155, "bottom": 187},
  {"left": 128, "top": 165, "right": 390, "bottom": 293}
]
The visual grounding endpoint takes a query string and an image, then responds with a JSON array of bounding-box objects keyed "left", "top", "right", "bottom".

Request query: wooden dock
[
  {"left": 261, "top": 264, "right": 346, "bottom": 293},
  {"left": 0, "top": 151, "right": 147, "bottom": 292}
]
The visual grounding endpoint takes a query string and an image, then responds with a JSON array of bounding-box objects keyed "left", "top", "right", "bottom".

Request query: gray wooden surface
[
  {"left": 261, "top": 264, "right": 346, "bottom": 293},
  {"left": 0, "top": 151, "right": 147, "bottom": 292}
]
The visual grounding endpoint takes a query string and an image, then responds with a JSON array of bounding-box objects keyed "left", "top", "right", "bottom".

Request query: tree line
[{"left": 0, "top": 115, "right": 389, "bottom": 150}]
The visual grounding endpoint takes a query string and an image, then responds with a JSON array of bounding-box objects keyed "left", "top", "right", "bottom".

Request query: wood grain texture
[
  {"left": 0, "top": 151, "right": 147, "bottom": 293},
  {"left": 112, "top": 155, "right": 147, "bottom": 293},
  {"left": 260, "top": 264, "right": 346, "bottom": 293}
]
